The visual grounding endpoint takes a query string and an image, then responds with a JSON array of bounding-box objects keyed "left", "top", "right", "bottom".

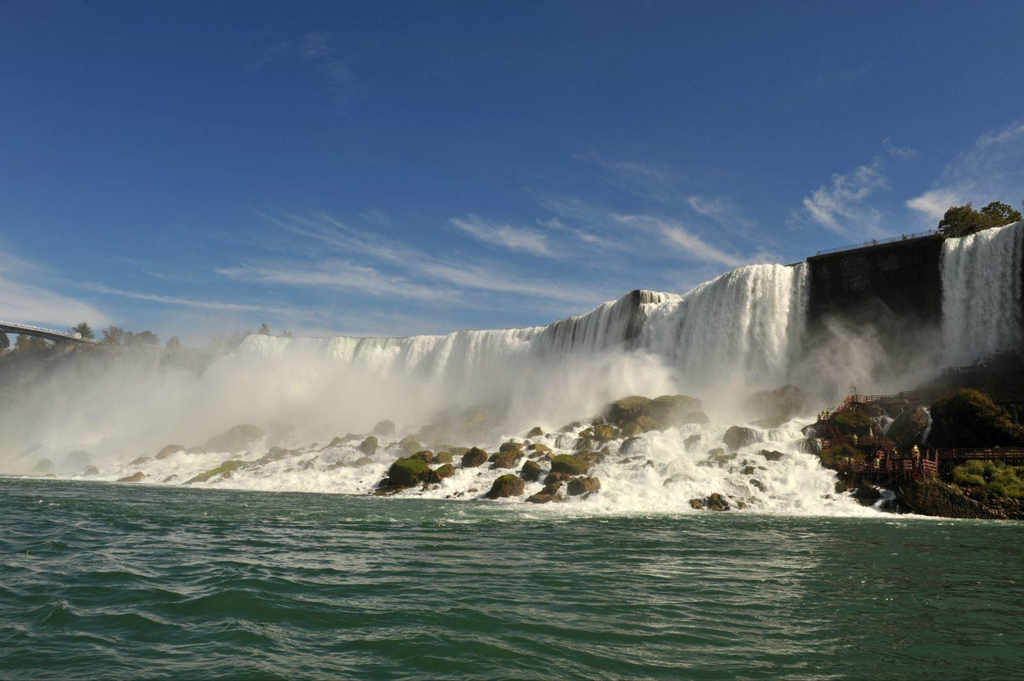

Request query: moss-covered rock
[
  {"left": 818, "top": 444, "right": 864, "bottom": 467},
  {"left": 558, "top": 421, "right": 582, "bottom": 433},
  {"left": 399, "top": 436, "right": 423, "bottom": 458},
  {"left": 499, "top": 441, "right": 523, "bottom": 453},
  {"left": 580, "top": 424, "right": 616, "bottom": 441},
  {"left": 952, "top": 460, "right": 1024, "bottom": 501},
  {"left": 155, "top": 445, "right": 185, "bottom": 460},
  {"left": 204, "top": 424, "right": 262, "bottom": 453},
  {"left": 567, "top": 476, "right": 601, "bottom": 496},
  {"left": 620, "top": 422, "right": 643, "bottom": 438},
  {"left": 387, "top": 458, "right": 431, "bottom": 488},
  {"left": 254, "top": 447, "right": 298, "bottom": 466},
  {"left": 486, "top": 474, "right": 525, "bottom": 499},
  {"left": 886, "top": 406, "right": 929, "bottom": 448},
  {"left": 723, "top": 426, "right": 759, "bottom": 451},
  {"left": 373, "top": 420, "right": 396, "bottom": 437},
  {"left": 434, "top": 451, "right": 453, "bottom": 464},
  {"left": 427, "top": 463, "right": 455, "bottom": 484},
  {"left": 644, "top": 395, "right": 704, "bottom": 426},
  {"left": 490, "top": 450, "right": 521, "bottom": 469},
  {"left": 185, "top": 460, "right": 247, "bottom": 484},
  {"left": 528, "top": 442, "right": 552, "bottom": 454},
  {"left": 830, "top": 410, "right": 874, "bottom": 437},
  {"left": 760, "top": 449, "right": 785, "bottom": 462},
  {"left": 633, "top": 415, "right": 658, "bottom": 432},
  {"left": 604, "top": 396, "right": 653, "bottom": 425},
  {"left": 359, "top": 436, "right": 379, "bottom": 456},
  {"left": 117, "top": 471, "right": 146, "bottom": 483},
  {"left": 929, "top": 389, "right": 1024, "bottom": 448},
  {"left": 550, "top": 454, "right": 593, "bottom": 476},
  {"left": 520, "top": 459, "right": 542, "bottom": 482},
  {"left": 461, "top": 447, "right": 488, "bottom": 468},
  {"left": 410, "top": 450, "right": 434, "bottom": 463}
]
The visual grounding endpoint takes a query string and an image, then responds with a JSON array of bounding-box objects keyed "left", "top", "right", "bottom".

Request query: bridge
[{"left": 0, "top": 321, "right": 98, "bottom": 344}]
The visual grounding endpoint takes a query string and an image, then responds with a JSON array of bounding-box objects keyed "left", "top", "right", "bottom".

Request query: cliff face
[{"left": 806, "top": 235, "right": 945, "bottom": 324}]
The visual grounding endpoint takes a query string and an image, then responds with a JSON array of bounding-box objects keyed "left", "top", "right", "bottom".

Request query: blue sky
[{"left": 2, "top": 1, "right": 1023, "bottom": 341}]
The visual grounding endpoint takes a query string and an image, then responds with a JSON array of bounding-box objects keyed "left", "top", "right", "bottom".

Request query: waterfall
[
  {"left": 238, "top": 264, "right": 809, "bottom": 391},
  {"left": 941, "top": 221, "right": 1024, "bottom": 365}
]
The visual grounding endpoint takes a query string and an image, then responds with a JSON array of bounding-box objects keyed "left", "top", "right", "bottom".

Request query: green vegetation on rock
[
  {"left": 387, "top": 458, "right": 431, "bottom": 487},
  {"left": 185, "top": 460, "right": 247, "bottom": 484},
  {"left": 819, "top": 444, "right": 864, "bottom": 467},
  {"left": 461, "top": 447, "right": 488, "bottom": 468},
  {"left": 938, "top": 201, "right": 1022, "bottom": 238},
  {"left": 487, "top": 474, "right": 525, "bottom": 499},
  {"left": 830, "top": 410, "right": 874, "bottom": 437},
  {"left": 929, "top": 389, "right": 1024, "bottom": 448},
  {"left": 952, "top": 460, "right": 1024, "bottom": 501},
  {"left": 550, "top": 454, "right": 592, "bottom": 476}
]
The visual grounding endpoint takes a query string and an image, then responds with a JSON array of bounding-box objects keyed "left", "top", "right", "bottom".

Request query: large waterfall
[{"left": 941, "top": 221, "right": 1024, "bottom": 365}]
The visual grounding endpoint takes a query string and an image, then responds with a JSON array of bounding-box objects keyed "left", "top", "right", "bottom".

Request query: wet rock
[
  {"left": 527, "top": 481, "right": 564, "bottom": 503},
  {"left": 684, "top": 434, "right": 702, "bottom": 451},
  {"left": 387, "top": 458, "right": 431, "bottom": 488},
  {"left": 185, "top": 460, "right": 247, "bottom": 485},
  {"left": 434, "top": 451, "right": 453, "bottom": 464},
  {"left": 620, "top": 422, "right": 643, "bottom": 438},
  {"left": 162, "top": 474, "right": 176, "bottom": 483},
  {"left": 526, "top": 426, "right": 544, "bottom": 438},
  {"left": 490, "top": 450, "right": 522, "bottom": 469},
  {"left": 499, "top": 441, "right": 523, "bottom": 453},
  {"left": 156, "top": 445, "right": 185, "bottom": 460},
  {"left": 353, "top": 456, "right": 374, "bottom": 467},
  {"left": 399, "top": 436, "right": 423, "bottom": 458},
  {"left": 744, "top": 385, "right": 809, "bottom": 422},
  {"left": 410, "top": 450, "right": 434, "bottom": 463},
  {"left": 567, "top": 477, "right": 601, "bottom": 496},
  {"left": 573, "top": 437, "right": 594, "bottom": 452},
  {"left": 619, "top": 437, "right": 643, "bottom": 455},
  {"left": 521, "top": 460, "right": 542, "bottom": 482},
  {"left": 723, "top": 426, "right": 759, "bottom": 451},
  {"left": 359, "top": 437, "right": 379, "bottom": 456},
  {"left": 487, "top": 474, "right": 525, "bottom": 499},
  {"left": 550, "top": 454, "right": 593, "bottom": 476},
  {"left": 829, "top": 411, "right": 874, "bottom": 438},
  {"left": 373, "top": 420, "right": 396, "bottom": 437},
  {"left": 742, "top": 465, "right": 757, "bottom": 475},
  {"left": 604, "top": 396, "right": 652, "bottom": 425},
  {"left": 117, "top": 471, "right": 146, "bottom": 483},
  {"left": 706, "top": 448, "right": 735, "bottom": 465},
  {"left": 461, "top": 447, "right": 488, "bottom": 468},
  {"left": 325, "top": 436, "right": 345, "bottom": 448},
  {"left": 760, "top": 449, "right": 786, "bottom": 462},
  {"left": 254, "top": 447, "right": 298, "bottom": 466},
  {"left": 887, "top": 405, "right": 930, "bottom": 448},
  {"left": 527, "top": 442, "right": 552, "bottom": 454},
  {"left": 633, "top": 415, "right": 658, "bottom": 432},
  {"left": 83, "top": 466, "right": 100, "bottom": 476},
  {"left": 580, "top": 424, "right": 616, "bottom": 441},
  {"left": 204, "top": 424, "right": 262, "bottom": 453},
  {"left": 544, "top": 472, "right": 572, "bottom": 485},
  {"left": 690, "top": 493, "right": 730, "bottom": 511},
  {"left": 559, "top": 421, "right": 582, "bottom": 433},
  {"left": 129, "top": 456, "right": 151, "bottom": 466},
  {"left": 427, "top": 463, "right": 455, "bottom": 484},
  {"left": 750, "top": 479, "right": 767, "bottom": 492},
  {"left": 796, "top": 438, "right": 821, "bottom": 455},
  {"left": 644, "top": 395, "right": 705, "bottom": 426}
]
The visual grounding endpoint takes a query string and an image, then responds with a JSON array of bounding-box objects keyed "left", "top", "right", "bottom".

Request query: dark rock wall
[{"left": 807, "top": 235, "right": 945, "bottom": 324}]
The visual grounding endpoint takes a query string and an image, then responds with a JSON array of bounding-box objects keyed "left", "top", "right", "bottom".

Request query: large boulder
[
  {"left": 644, "top": 395, "right": 705, "bottom": 426},
  {"left": 185, "top": 460, "right": 247, "bottom": 484},
  {"left": 399, "top": 436, "right": 423, "bottom": 458},
  {"left": 550, "top": 454, "right": 593, "bottom": 476},
  {"left": 83, "top": 465, "right": 100, "bottom": 476},
  {"left": 829, "top": 411, "right": 874, "bottom": 437},
  {"left": 359, "top": 437, "right": 379, "bottom": 456},
  {"left": 373, "top": 420, "right": 396, "bottom": 437},
  {"left": 744, "top": 385, "right": 809, "bottom": 422},
  {"left": 527, "top": 481, "right": 565, "bottom": 504},
  {"left": 117, "top": 471, "right": 146, "bottom": 483},
  {"left": 387, "top": 458, "right": 431, "bottom": 488},
  {"left": 526, "top": 426, "right": 544, "bottom": 438},
  {"left": 487, "top": 474, "right": 525, "bottom": 499},
  {"left": 427, "top": 463, "right": 455, "bottom": 484},
  {"left": 521, "top": 460, "right": 542, "bottom": 482},
  {"left": 567, "top": 477, "right": 601, "bottom": 496},
  {"left": 204, "top": 424, "right": 262, "bottom": 453},
  {"left": 887, "top": 406, "right": 930, "bottom": 448},
  {"left": 410, "top": 451, "right": 434, "bottom": 463},
  {"left": 723, "top": 426, "right": 759, "bottom": 451},
  {"left": 461, "top": 447, "right": 488, "bottom": 468},
  {"left": 490, "top": 450, "right": 521, "bottom": 469},
  {"left": 929, "top": 389, "right": 1024, "bottom": 448},
  {"left": 603, "top": 396, "right": 653, "bottom": 425},
  {"left": 434, "top": 451, "right": 453, "bottom": 464},
  {"left": 156, "top": 445, "right": 185, "bottom": 460}
]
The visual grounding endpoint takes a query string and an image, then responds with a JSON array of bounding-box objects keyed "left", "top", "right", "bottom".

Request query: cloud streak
[{"left": 451, "top": 215, "right": 552, "bottom": 256}]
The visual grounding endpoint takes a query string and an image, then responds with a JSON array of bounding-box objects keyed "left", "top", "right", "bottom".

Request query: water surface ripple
[{"left": 2, "top": 479, "right": 1023, "bottom": 679}]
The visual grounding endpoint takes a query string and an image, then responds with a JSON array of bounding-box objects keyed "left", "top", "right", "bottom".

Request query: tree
[
  {"left": 100, "top": 325, "right": 128, "bottom": 345},
  {"left": 0, "top": 331, "right": 9, "bottom": 351},
  {"left": 166, "top": 336, "right": 182, "bottom": 350},
  {"left": 14, "top": 335, "right": 48, "bottom": 353},
  {"left": 258, "top": 323, "right": 271, "bottom": 335},
  {"left": 71, "top": 322, "right": 95, "bottom": 340},
  {"left": 938, "top": 201, "right": 1023, "bottom": 238},
  {"left": 128, "top": 330, "right": 160, "bottom": 347}
]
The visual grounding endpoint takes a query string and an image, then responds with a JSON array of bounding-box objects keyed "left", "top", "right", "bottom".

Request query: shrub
[
  {"left": 952, "top": 460, "right": 1024, "bottom": 500},
  {"left": 938, "top": 201, "right": 1022, "bottom": 238},
  {"left": 929, "top": 389, "right": 1024, "bottom": 448}
]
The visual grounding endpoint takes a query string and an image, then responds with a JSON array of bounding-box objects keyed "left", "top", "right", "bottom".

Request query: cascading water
[{"left": 941, "top": 221, "right": 1024, "bottom": 365}]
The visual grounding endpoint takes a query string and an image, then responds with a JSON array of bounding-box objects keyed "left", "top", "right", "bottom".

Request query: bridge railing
[{"left": 813, "top": 230, "right": 940, "bottom": 257}]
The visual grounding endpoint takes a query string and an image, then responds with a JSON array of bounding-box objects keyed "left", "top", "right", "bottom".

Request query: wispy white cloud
[
  {"left": 248, "top": 31, "right": 357, "bottom": 107},
  {"left": 217, "top": 261, "right": 451, "bottom": 302},
  {"left": 417, "top": 261, "right": 598, "bottom": 305},
  {"left": 246, "top": 41, "right": 291, "bottom": 73},
  {"left": 80, "top": 283, "right": 311, "bottom": 317},
  {"left": 796, "top": 157, "right": 888, "bottom": 239},
  {"left": 0, "top": 247, "right": 109, "bottom": 327},
  {"left": 451, "top": 215, "right": 552, "bottom": 256},
  {"left": 686, "top": 195, "right": 754, "bottom": 230},
  {"left": 907, "top": 121, "right": 1024, "bottom": 223},
  {"left": 614, "top": 215, "right": 747, "bottom": 268}
]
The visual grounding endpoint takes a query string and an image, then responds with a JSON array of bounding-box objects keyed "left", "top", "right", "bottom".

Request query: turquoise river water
[{"left": 2, "top": 477, "right": 1023, "bottom": 679}]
